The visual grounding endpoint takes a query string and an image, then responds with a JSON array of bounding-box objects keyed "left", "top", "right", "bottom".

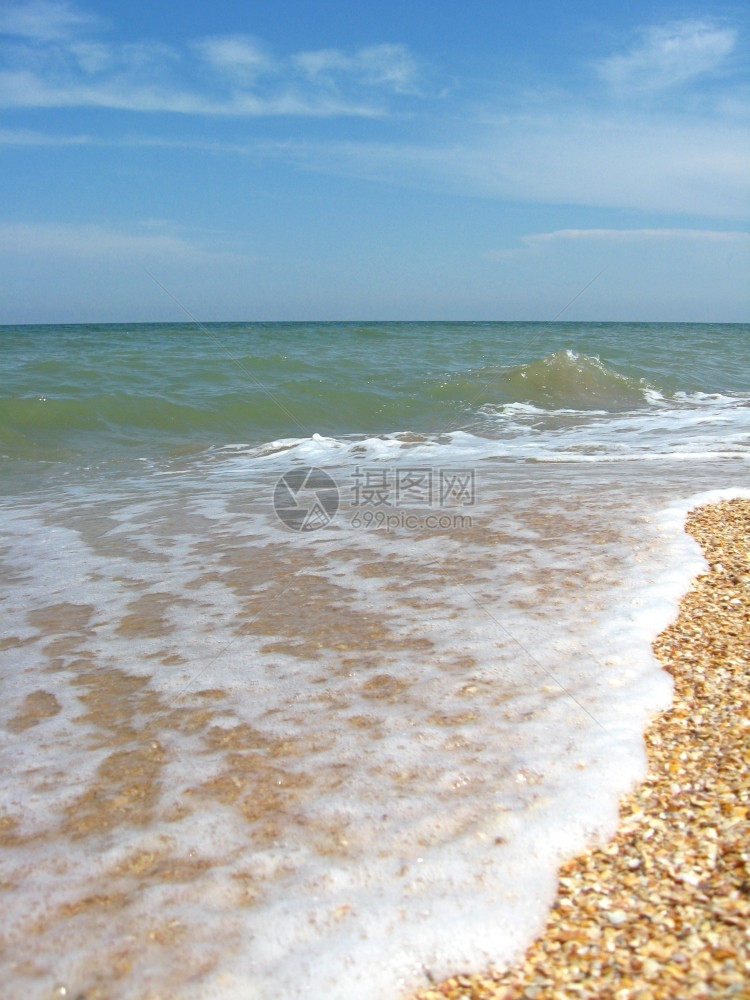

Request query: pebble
[{"left": 408, "top": 499, "right": 750, "bottom": 1000}]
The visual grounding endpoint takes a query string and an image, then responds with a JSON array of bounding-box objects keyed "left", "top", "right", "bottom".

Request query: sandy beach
[{"left": 409, "top": 497, "right": 750, "bottom": 1000}]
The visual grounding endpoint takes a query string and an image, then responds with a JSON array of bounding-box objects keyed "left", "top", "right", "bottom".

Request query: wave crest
[{"left": 463, "top": 350, "right": 655, "bottom": 412}]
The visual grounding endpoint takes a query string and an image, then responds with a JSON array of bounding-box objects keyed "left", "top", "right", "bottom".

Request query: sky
[{"left": 1, "top": 0, "right": 748, "bottom": 323}]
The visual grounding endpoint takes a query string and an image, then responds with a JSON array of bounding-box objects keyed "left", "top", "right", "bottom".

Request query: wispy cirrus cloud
[
  {"left": 0, "top": 220, "right": 252, "bottom": 265},
  {"left": 0, "top": 4, "right": 746, "bottom": 222},
  {"left": 484, "top": 228, "right": 750, "bottom": 282},
  {"left": 595, "top": 19, "right": 737, "bottom": 94},
  {"left": 0, "top": 0, "right": 99, "bottom": 41},
  {"left": 192, "top": 35, "right": 418, "bottom": 94},
  {"left": 0, "top": 1, "right": 420, "bottom": 116},
  {"left": 293, "top": 44, "right": 419, "bottom": 94},
  {"left": 234, "top": 108, "right": 748, "bottom": 219},
  {"left": 192, "top": 35, "right": 274, "bottom": 84},
  {"left": 518, "top": 228, "right": 750, "bottom": 247},
  {"left": 2, "top": 106, "right": 746, "bottom": 220},
  {"left": 0, "top": 68, "right": 383, "bottom": 116},
  {"left": 0, "top": 126, "right": 94, "bottom": 145}
]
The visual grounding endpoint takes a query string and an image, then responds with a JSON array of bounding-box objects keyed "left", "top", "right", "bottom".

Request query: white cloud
[
  {"left": 294, "top": 48, "right": 347, "bottom": 78},
  {"left": 0, "top": 126, "right": 92, "bottom": 144},
  {"left": 486, "top": 226, "right": 750, "bottom": 263},
  {"left": 519, "top": 228, "right": 750, "bottom": 246},
  {"left": 295, "top": 44, "right": 418, "bottom": 93},
  {"left": 2, "top": 108, "right": 746, "bottom": 220},
  {"left": 193, "top": 34, "right": 274, "bottom": 83},
  {"left": 0, "top": 221, "right": 251, "bottom": 264},
  {"left": 0, "top": 5, "right": 746, "bottom": 221},
  {"left": 0, "top": 69, "right": 218, "bottom": 113},
  {"left": 356, "top": 44, "right": 419, "bottom": 92},
  {"left": 0, "top": 66, "right": 386, "bottom": 116},
  {"left": 0, "top": 3, "right": 418, "bottom": 117},
  {"left": 245, "top": 108, "right": 749, "bottom": 219},
  {"left": 596, "top": 19, "right": 737, "bottom": 94},
  {"left": 67, "top": 40, "right": 111, "bottom": 73},
  {"left": 0, "top": 0, "right": 98, "bottom": 41}
]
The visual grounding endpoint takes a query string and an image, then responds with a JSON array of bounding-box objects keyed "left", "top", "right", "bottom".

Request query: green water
[{"left": 1, "top": 322, "right": 748, "bottom": 470}]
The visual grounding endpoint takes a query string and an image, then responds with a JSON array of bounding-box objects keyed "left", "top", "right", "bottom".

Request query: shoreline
[{"left": 409, "top": 497, "right": 750, "bottom": 1000}]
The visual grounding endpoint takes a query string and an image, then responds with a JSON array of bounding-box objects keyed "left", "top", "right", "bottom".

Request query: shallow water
[{"left": 1, "top": 322, "right": 749, "bottom": 998}]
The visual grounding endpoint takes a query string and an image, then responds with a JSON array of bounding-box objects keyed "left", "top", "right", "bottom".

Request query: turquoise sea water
[
  {"left": 1, "top": 322, "right": 749, "bottom": 998},
  {"left": 3, "top": 321, "right": 749, "bottom": 475}
]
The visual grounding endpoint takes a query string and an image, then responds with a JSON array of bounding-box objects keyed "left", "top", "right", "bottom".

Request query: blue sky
[{"left": 1, "top": 0, "right": 748, "bottom": 323}]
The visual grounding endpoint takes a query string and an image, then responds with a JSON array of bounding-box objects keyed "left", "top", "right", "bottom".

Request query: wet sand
[{"left": 409, "top": 497, "right": 750, "bottom": 1000}]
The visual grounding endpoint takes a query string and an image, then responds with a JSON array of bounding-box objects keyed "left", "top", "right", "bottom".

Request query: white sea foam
[
  {"left": 199, "top": 389, "right": 750, "bottom": 474},
  {"left": 2, "top": 441, "right": 747, "bottom": 998}
]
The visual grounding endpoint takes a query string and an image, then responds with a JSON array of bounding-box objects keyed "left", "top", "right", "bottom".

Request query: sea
[{"left": 1, "top": 321, "right": 749, "bottom": 1000}]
